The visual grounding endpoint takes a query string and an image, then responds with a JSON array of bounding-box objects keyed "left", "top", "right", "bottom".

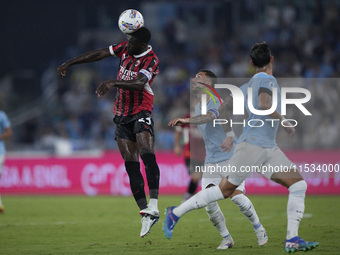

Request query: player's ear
[
  {"left": 270, "top": 56, "right": 274, "bottom": 64},
  {"left": 250, "top": 60, "right": 255, "bottom": 68}
]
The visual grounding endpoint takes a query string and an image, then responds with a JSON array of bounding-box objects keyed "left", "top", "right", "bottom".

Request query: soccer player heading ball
[{"left": 57, "top": 22, "right": 160, "bottom": 237}]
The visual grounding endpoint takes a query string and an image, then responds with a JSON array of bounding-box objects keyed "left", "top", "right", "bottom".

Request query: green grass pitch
[{"left": 0, "top": 195, "right": 338, "bottom": 254}]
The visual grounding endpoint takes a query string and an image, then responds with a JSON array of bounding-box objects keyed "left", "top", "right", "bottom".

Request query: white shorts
[
  {"left": 201, "top": 161, "right": 246, "bottom": 193},
  {"left": 226, "top": 142, "right": 295, "bottom": 186}
]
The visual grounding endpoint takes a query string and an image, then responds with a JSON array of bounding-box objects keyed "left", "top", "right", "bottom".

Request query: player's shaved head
[
  {"left": 199, "top": 69, "right": 218, "bottom": 87},
  {"left": 130, "top": 27, "right": 151, "bottom": 44}
]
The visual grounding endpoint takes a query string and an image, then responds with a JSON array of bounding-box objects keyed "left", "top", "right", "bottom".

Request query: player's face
[
  {"left": 192, "top": 72, "right": 211, "bottom": 93},
  {"left": 126, "top": 35, "right": 144, "bottom": 55}
]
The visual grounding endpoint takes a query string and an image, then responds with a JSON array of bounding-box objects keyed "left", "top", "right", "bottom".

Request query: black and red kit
[{"left": 109, "top": 41, "right": 159, "bottom": 124}]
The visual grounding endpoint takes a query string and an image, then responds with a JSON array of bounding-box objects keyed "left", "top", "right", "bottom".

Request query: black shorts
[{"left": 114, "top": 112, "right": 154, "bottom": 142}]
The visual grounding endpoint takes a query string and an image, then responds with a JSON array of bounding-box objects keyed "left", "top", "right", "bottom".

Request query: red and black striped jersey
[{"left": 108, "top": 41, "right": 159, "bottom": 120}]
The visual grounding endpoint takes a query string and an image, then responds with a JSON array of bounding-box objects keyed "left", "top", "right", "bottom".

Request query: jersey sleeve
[
  {"left": 139, "top": 54, "right": 159, "bottom": 81},
  {"left": 109, "top": 41, "right": 127, "bottom": 57},
  {"left": 239, "top": 83, "right": 248, "bottom": 96},
  {"left": 259, "top": 78, "right": 275, "bottom": 91},
  {"left": 257, "top": 78, "right": 276, "bottom": 97},
  {"left": 229, "top": 83, "right": 248, "bottom": 98}
]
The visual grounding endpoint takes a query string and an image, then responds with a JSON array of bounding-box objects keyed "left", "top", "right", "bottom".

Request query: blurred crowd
[{"left": 4, "top": 0, "right": 340, "bottom": 153}]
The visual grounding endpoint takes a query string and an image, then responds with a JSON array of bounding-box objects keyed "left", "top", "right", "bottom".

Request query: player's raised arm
[
  {"left": 188, "top": 111, "right": 216, "bottom": 125},
  {"left": 57, "top": 48, "right": 111, "bottom": 78},
  {"left": 169, "top": 111, "right": 216, "bottom": 127}
]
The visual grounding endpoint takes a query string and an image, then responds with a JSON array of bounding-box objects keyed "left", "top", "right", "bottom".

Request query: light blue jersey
[
  {"left": 237, "top": 72, "right": 280, "bottom": 148},
  {"left": 195, "top": 96, "right": 236, "bottom": 164},
  {"left": 0, "top": 111, "right": 10, "bottom": 155}
]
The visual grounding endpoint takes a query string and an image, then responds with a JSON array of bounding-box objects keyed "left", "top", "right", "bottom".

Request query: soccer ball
[{"left": 118, "top": 9, "right": 144, "bottom": 34}]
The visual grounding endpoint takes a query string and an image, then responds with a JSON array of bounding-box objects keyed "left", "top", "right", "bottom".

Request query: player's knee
[
  {"left": 271, "top": 169, "right": 304, "bottom": 188},
  {"left": 219, "top": 179, "right": 237, "bottom": 198},
  {"left": 139, "top": 147, "right": 154, "bottom": 155},
  {"left": 220, "top": 188, "right": 234, "bottom": 198},
  {"left": 230, "top": 189, "right": 243, "bottom": 199},
  {"left": 121, "top": 151, "right": 139, "bottom": 162},
  {"left": 288, "top": 180, "right": 307, "bottom": 194},
  {"left": 123, "top": 156, "right": 139, "bottom": 162}
]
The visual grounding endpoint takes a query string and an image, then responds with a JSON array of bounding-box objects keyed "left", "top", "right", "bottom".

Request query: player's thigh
[
  {"left": 261, "top": 148, "right": 296, "bottom": 180},
  {"left": 135, "top": 116, "right": 155, "bottom": 154},
  {"left": 116, "top": 138, "right": 139, "bottom": 162},
  {"left": 115, "top": 122, "right": 139, "bottom": 161},
  {"left": 227, "top": 142, "right": 267, "bottom": 186}
]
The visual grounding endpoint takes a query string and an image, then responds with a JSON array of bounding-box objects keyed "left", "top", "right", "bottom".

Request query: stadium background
[{"left": 0, "top": 0, "right": 339, "bottom": 195}]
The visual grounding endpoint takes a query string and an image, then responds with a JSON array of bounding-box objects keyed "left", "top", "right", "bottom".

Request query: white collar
[
  {"left": 253, "top": 72, "right": 267, "bottom": 78},
  {"left": 134, "top": 45, "right": 152, "bottom": 58}
]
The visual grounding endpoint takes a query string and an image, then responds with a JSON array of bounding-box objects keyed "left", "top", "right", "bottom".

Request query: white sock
[
  {"left": 231, "top": 194, "right": 261, "bottom": 229},
  {"left": 205, "top": 202, "right": 229, "bottom": 237},
  {"left": 286, "top": 180, "right": 307, "bottom": 239},
  {"left": 173, "top": 186, "right": 224, "bottom": 217},
  {"left": 148, "top": 198, "right": 158, "bottom": 211}
]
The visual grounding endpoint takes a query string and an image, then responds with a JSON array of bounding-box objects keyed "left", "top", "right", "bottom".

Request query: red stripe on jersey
[
  {"left": 115, "top": 88, "right": 123, "bottom": 115},
  {"left": 110, "top": 41, "right": 159, "bottom": 117},
  {"left": 132, "top": 89, "right": 154, "bottom": 115}
]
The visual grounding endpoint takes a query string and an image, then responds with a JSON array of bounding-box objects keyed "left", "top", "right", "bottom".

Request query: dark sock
[
  {"left": 140, "top": 153, "right": 160, "bottom": 199},
  {"left": 188, "top": 180, "right": 198, "bottom": 195},
  {"left": 125, "top": 161, "right": 147, "bottom": 210}
]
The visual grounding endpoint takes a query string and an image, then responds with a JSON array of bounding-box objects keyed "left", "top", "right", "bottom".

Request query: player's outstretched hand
[
  {"left": 96, "top": 80, "right": 115, "bottom": 97},
  {"left": 219, "top": 136, "right": 234, "bottom": 152},
  {"left": 57, "top": 63, "right": 70, "bottom": 78},
  {"left": 168, "top": 118, "right": 189, "bottom": 127}
]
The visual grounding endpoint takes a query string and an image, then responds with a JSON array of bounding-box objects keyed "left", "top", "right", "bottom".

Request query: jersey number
[{"left": 138, "top": 117, "right": 151, "bottom": 125}]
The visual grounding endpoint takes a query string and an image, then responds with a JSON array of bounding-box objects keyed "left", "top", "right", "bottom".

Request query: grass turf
[{"left": 0, "top": 195, "right": 338, "bottom": 254}]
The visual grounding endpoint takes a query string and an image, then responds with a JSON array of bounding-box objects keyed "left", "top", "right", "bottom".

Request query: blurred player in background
[
  {"left": 0, "top": 96, "right": 12, "bottom": 213},
  {"left": 57, "top": 27, "right": 160, "bottom": 237},
  {"left": 168, "top": 69, "right": 267, "bottom": 249},
  {"left": 173, "top": 113, "right": 205, "bottom": 202},
  {"left": 164, "top": 44, "right": 319, "bottom": 253}
]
